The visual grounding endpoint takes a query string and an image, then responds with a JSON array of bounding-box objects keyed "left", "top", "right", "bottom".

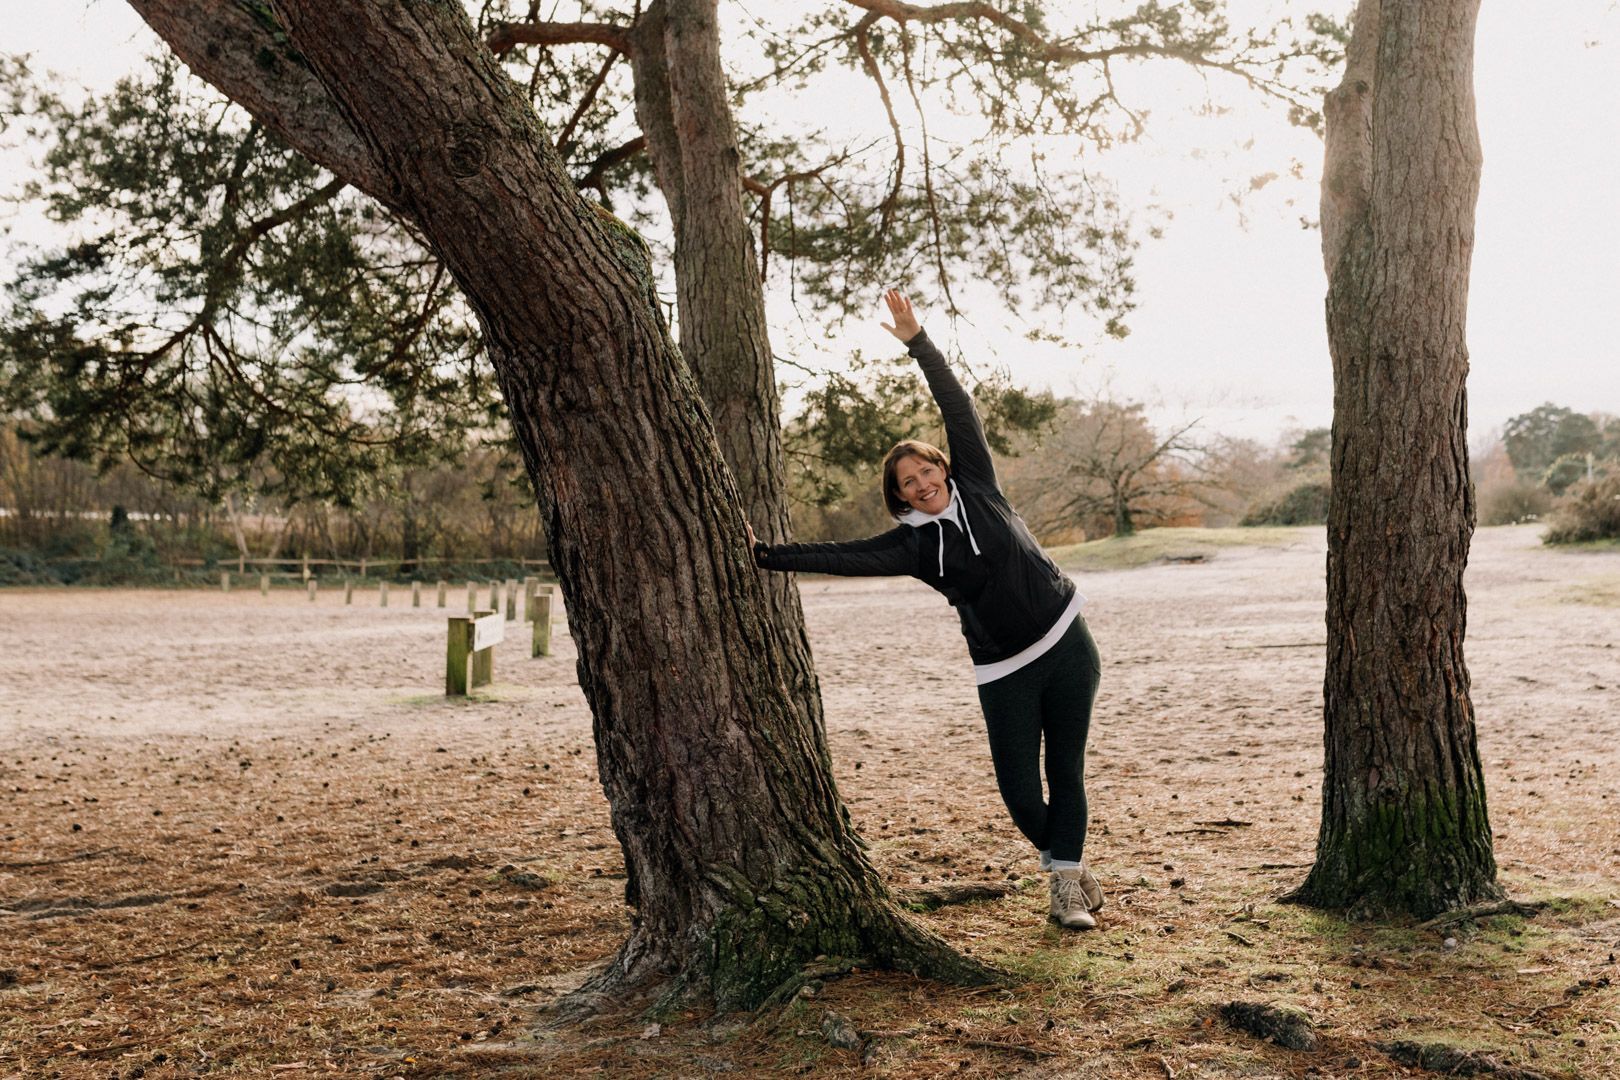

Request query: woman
[{"left": 750, "top": 289, "right": 1105, "bottom": 930}]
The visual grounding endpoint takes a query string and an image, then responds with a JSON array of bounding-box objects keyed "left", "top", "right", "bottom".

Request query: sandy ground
[{"left": 1, "top": 524, "right": 1617, "bottom": 1079}]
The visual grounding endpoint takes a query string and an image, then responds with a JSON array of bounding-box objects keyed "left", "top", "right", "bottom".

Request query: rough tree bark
[
  {"left": 128, "top": 0, "right": 992, "bottom": 1009},
  {"left": 626, "top": 0, "right": 825, "bottom": 737},
  {"left": 1289, "top": 0, "right": 1500, "bottom": 918}
]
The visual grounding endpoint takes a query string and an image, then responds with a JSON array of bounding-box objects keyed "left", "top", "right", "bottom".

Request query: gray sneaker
[
  {"left": 1049, "top": 869, "right": 1097, "bottom": 930},
  {"left": 1076, "top": 860, "right": 1104, "bottom": 912}
]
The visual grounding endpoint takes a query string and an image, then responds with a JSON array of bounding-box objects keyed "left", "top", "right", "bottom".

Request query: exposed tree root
[
  {"left": 1280, "top": 873, "right": 1507, "bottom": 921},
  {"left": 1377, "top": 1040, "right": 1552, "bottom": 1080},
  {"left": 759, "top": 956, "right": 868, "bottom": 1009},
  {"left": 896, "top": 880, "right": 1020, "bottom": 911},
  {"left": 540, "top": 899, "right": 1005, "bottom": 1026},
  {"left": 866, "top": 903, "right": 1008, "bottom": 990},
  {"left": 1416, "top": 899, "right": 1550, "bottom": 930}
]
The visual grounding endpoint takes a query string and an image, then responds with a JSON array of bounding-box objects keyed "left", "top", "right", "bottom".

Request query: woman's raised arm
[{"left": 881, "top": 290, "right": 997, "bottom": 490}]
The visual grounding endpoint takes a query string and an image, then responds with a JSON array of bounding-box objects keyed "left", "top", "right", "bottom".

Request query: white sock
[{"left": 1049, "top": 859, "right": 1081, "bottom": 872}]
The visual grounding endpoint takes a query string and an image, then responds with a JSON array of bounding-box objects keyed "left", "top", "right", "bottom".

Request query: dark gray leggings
[{"left": 975, "top": 616, "right": 1101, "bottom": 864}]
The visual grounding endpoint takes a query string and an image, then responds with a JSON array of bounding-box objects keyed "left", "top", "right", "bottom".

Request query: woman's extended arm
[
  {"left": 753, "top": 528, "right": 915, "bottom": 577},
  {"left": 880, "top": 290, "right": 997, "bottom": 490}
]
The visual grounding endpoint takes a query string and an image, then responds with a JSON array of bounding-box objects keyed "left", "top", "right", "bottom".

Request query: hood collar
[{"left": 897, "top": 479, "right": 981, "bottom": 575}]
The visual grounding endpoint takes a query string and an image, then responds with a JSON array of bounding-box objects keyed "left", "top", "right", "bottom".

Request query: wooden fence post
[
  {"left": 238, "top": 555, "right": 246, "bottom": 575},
  {"left": 412, "top": 580, "right": 422, "bottom": 608},
  {"left": 301, "top": 555, "right": 310, "bottom": 581},
  {"left": 530, "top": 588, "right": 554, "bottom": 657},
  {"left": 488, "top": 580, "right": 501, "bottom": 611},
  {"left": 379, "top": 581, "right": 389, "bottom": 607},
  {"left": 260, "top": 573, "right": 270, "bottom": 596},
  {"left": 446, "top": 616, "right": 473, "bottom": 695},
  {"left": 467, "top": 581, "right": 478, "bottom": 614},
  {"left": 436, "top": 580, "right": 447, "bottom": 608},
  {"left": 221, "top": 571, "right": 231, "bottom": 593},
  {"left": 345, "top": 580, "right": 354, "bottom": 605},
  {"left": 308, "top": 579, "right": 317, "bottom": 602},
  {"left": 446, "top": 610, "right": 504, "bottom": 695},
  {"left": 505, "top": 580, "right": 517, "bottom": 620}
]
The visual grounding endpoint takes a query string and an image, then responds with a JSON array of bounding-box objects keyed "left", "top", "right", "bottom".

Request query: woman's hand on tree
[{"left": 880, "top": 289, "right": 921, "bottom": 342}]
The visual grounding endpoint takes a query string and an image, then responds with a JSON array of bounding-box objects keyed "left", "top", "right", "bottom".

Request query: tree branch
[
  {"left": 486, "top": 20, "right": 635, "bottom": 57},
  {"left": 555, "top": 48, "right": 624, "bottom": 155},
  {"left": 841, "top": 0, "right": 1315, "bottom": 109},
  {"left": 746, "top": 151, "right": 864, "bottom": 281},
  {"left": 576, "top": 135, "right": 648, "bottom": 193},
  {"left": 899, "top": 27, "right": 956, "bottom": 316},
  {"left": 126, "top": 0, "right": 402, "bottom": 215},
  {"left": 854, "top": 14, "right": 905, "bottom": 240}
]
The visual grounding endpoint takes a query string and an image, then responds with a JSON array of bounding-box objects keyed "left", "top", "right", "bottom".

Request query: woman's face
[{"left": 894, "top": 454, "right": 951, "bottom": 515}]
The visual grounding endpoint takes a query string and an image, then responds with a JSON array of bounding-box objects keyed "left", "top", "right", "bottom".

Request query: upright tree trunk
[
  {"left": 1290, "top": 0, "right": 1500, "bottom": 918},
  {"left": 130, "top": 0, "right": 990, "bottom": 1009},
  {"left": 400, "top": 509, "right": 420, "bottom": 577},
  {"left": 1112, "top": 488, "right": 1134, "bottom": 538},
  {"left": 222, "top": 491, "right": 251, "bottom": 563},
  {"left": 627, "top": 0, "right": 824, "bottom": 736}
]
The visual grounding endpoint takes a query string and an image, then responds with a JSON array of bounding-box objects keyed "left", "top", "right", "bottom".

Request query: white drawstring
[
  {"left": 959, "top": 492, "right": 981, "bottom": 556},
  {"left": 933, "top": 482, "right": 980, "bottom": 577}
]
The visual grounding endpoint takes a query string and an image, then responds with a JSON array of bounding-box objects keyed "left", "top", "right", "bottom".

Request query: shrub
[
  {"left": 0, "top": 547, "right": 64, "bottom": 586},
  {"left": 1241, "top": 481, "right": 1331, "bottom": 526},
  {"left": 1543, "top": 473, "right": 1620, "bottom": 544},
  {"left": 1478, "top": 480, "right": 1553, "bottom": 526}
]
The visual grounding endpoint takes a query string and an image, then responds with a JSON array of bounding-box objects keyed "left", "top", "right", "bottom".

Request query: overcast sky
[{"left": 3, "top": 1, "right": 1617, "bottom": 449}]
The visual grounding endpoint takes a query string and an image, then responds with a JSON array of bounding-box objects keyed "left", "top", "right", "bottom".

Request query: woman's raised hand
[{"left": 880, "top": 289, "right": 921, "bottom": 342}]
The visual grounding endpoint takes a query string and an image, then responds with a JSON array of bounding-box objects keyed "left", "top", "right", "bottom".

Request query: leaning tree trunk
[
  {"left": 129, "top": 0, "right": 992, "bottom": 1009},
  {"left": 628, "top": 0, "right": 826, "bottom": 740},
  {"left": 1289, "top": 0, "right": 1500, "bottom": 918}
]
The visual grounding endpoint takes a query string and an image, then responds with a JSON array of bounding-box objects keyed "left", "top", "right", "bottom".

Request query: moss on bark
[{"left": 1289, "top": 783, "right": 1500, "bottom": 919}]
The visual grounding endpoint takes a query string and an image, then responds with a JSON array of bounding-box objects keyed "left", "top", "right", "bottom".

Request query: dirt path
[{"left": 1, "top": 525, "right": 1616, "bottom": 1078}]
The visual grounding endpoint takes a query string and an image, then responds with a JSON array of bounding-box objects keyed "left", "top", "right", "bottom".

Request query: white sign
[{"left": 472, "top": 611, "right": 505, "bottom": 651}]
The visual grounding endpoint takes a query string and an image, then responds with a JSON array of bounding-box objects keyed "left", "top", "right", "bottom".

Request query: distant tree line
[
  {"left": 0, "top": 422, "right": 545, "bottom": 585},
  {"left": 1476, "top": 402, "right": 1619, "bottom": 542}
]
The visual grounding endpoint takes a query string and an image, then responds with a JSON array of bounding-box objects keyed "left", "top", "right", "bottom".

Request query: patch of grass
[
  {"left": 993, "top": 939, "right": 1104, "bottom": 984},
  {"left": 1528, "top": 890, "right": 1619, "bottom": 922},
  {"left": 1552, "top": 574, "right": 1620, "bottom": 607},
  {"left": 393, "top": 686, "right": 540, "bottom": 706},
  {"left": 1048, "top": 527, "right": 1315, "bottom": 572},
  {"left": 1546, "top": 537, "right": 1620, "bottom": 553}
]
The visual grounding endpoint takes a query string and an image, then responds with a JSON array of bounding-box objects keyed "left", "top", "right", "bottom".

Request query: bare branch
[
  {"left": 854, "top": 14, "right": 906, "bottom": 239},
  {"left": 899, "top": 28, "right": 956, "bottom": 316},
  {"left": 556, "top": 48, "right": 625, "bottom": 155}
]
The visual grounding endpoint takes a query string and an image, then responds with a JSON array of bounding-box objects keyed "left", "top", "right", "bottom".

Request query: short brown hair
[{"left": 881, "top": 439, "right": 950, "bottom": 517}]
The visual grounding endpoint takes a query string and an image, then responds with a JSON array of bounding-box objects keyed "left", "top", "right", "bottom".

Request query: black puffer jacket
[{"left": 755, "top": 329, "right": 1076, "bottom": 665}]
